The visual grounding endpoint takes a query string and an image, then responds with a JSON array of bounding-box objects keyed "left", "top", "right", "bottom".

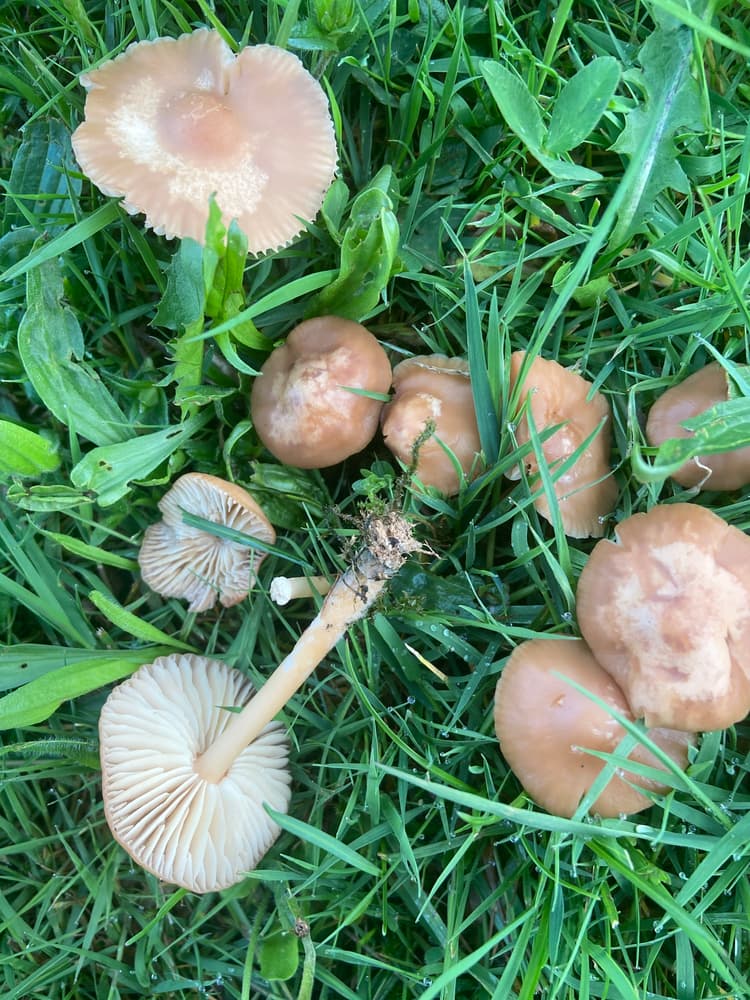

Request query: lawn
[{"left": 1, "top": 0, "right": 749, "bottom": 997}]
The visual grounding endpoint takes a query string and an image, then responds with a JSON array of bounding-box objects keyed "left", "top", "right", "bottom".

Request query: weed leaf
[
  {"left": 546, "top": 57, "right": 620, "bottom": 154},
  {"left": 0, "top": 421, "right": 59, "bottom": 477},
  {"left": 611, "top": 24, "right": 703, "bottom": 244}
]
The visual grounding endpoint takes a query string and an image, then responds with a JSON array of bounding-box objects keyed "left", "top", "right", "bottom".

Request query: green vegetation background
[{"left": 1, "top": 0, "right": 749, "bottom": 997}]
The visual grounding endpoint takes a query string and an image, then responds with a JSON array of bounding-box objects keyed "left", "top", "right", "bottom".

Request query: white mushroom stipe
[
  {"left": 100, "top": 654, "right": 291, "bottom": 893},
  {"left": 196, "top": 511, "right": 421, "bottom": 783},
  {"left": 269, "top": 575, "right": 331, "bottom": 606}
]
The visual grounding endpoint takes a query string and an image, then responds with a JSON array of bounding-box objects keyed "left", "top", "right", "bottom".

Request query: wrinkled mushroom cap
[
  {"left": 507, "top": 351, "right": 617, "bottom": 537},
  {"left": 100, "top": 653, "right": 291, "bottom": 893},
  {"left": 139, "top": 473, "right": 275, "bottom": 612},
  {"left": 72, "top": 30, "right": 337, "bottom": 250},
  {"left": 645, "top": 362, "right": 750, "bottom": 490},
  {"left": 493, "top": 638, "right": 693, "bottom": 818},
  {"left": 250, "top": 316, "right": 392, "bottom": 468},
  {"left": 577, "top": 503, "right": 750, "bottom": 731},
  {"left": 380, "top": 355, "right": 482, "bottom": 495}
]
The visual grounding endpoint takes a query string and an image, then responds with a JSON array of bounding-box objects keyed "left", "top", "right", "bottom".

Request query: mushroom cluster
[{"left": 72, "top": 29, "right": 338, "bottom": 250}]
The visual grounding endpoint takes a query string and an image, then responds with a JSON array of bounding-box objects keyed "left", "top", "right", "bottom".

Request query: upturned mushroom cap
[
  {"left": 380, "top": 355, "right": 481, "bottom": 495},
  {"left": 645, "top": 362, "right": 750, "bottom": 490},
  {"left": 507, "top": 351, "right": 617, "bottom": 537},
  {"left": 250, "top": 316, "right": 392, "bottom": 468},
  {"left": 493, "top": 638, "right": 693, "bottom": 818},
  {"left": 139, "top": 473, "right": 275, "bottom": 612},
  {"left": 576, "top": 503, "right": 750, "bottom": 731},
  {"left": 100, "top": 653, "right": 291, "bottom": 893},
  {"left": 72, "top": 30, "right": 337, "bottom": 250}
]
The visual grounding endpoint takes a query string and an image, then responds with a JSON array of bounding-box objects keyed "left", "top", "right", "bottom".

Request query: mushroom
[
  {"left": 269, "top": 575, "right": 331, "bottom": 606},
  {"left": 71, "top": 30, "right": 337, "bottom": 251},
  {"left": 379, "top": 355, "right": 482, "bottom": 495},
  {"left": 645, "top": 362, "right": 750, "bottom": 490},
  {"left": 139, "top": 473, "right": 275, "bottom": 612},
  {"left": 506, "top": 351, "right": 617, "bottom": 537},
  {"left": 576, "top": 503, "right": 750, "bottom": 731},
  {"left": 493, "top": 638, "right": 693, "bottom": 818},
  {"left": 195, "top": 509, "right": 421, "bottom": 783},
  {"left": 100, "top": 653, "right": 291, "bottom": 893},
  {"left": 250, "top": 316, "right": 392, "bottom": 468}
]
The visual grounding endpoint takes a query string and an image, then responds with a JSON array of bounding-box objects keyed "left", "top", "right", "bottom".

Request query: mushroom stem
[
  {"left": 195, "top": 511, "right": 419, "bottom": 783},
  {"left": 269, "top": 575, "right": 332, "bottom": 606}
]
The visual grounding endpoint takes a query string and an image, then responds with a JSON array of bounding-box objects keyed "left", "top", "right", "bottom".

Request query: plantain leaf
[
  {"left": 17, "top": 256, "right": 129, "bottom": 446},
  {"left": 546, "top": 57, "right": 620, "bottom": 154},
  {"left": 0, "top": 420, "right": 60, "bottom": 477}
]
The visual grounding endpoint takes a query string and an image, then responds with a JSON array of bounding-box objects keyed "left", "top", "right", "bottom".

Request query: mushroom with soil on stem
[
  {"left": 250, "top": 316, "right": 392, "bottom": 469},
  {"left": 138, "top": 472, "right": 276, "bottom": 613},
  {"left": 100, "top": 509, "right": 421, "bottom": 888},
  {"left": 576, "top": 502, "right": 750, "bottom": 732},
  {"left": 493, "top": 638, "right": 694, "bottom": 818},
  {"left": 506, "top": 351, "right": 617, "bottom": 538},
  {"left": 645, "top": 362, "right": 750, "bottom": 490},
  {"left": 71, "top": 29, "right": 338, "bottom": 251},
  {"left": 379, "top": 354, "right": 482, "bottom": 495}
]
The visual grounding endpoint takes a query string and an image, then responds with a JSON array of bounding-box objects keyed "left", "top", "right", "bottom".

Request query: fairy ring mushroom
[
  {"left": 139, "top": 472, "right": 275, "bottom": 612},
  {"left": 380, "top": 354, "right": 482, "bottom": 495},
  {"left": 72, "top": 29, "right": 338, "bottom": 250},
  {"left": 493, "top": 638, "right": 693, "bottom": 818},
  {"left": 507, "top": 351, "right": 617, "bottom": 537},
  {"left": 250, "top": 316, "right": 392, "bottom": 468},
  {"left": 576, "top": 503, "right": 750, "bottom": 732},
  {"left": 645, "top": 362, "right": 750, "bottom": 490},
  {"left": 99, "top": 653, "right": 291, "bottom": 893}
]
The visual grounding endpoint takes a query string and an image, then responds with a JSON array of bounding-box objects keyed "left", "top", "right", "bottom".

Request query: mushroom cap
[
  {"left": 139, "top": 473, "right": 275, "bottom": 613},
  {"left": 507, "top": 351, "right": 617, "bottom": 537},
  {"left": 645, "top": 363, "right": 750, "bottom": 490},
  {"left": 576, "top": 503, "right": 750, "bottom": 731},
  {"left": 250, "top": 316, "right": 392, "bottom": 468},
  {"left": 493, "top": 638, "right": 693, "bottom": 818},
  {"left": 72, "top": 30, "right": 337, "bottom": 251},
  {"left": 100, "top": 653, "right": 292, "bottom": 893},
  {"left": 380, "top": 355, "right": 481, "bottom": 495}
]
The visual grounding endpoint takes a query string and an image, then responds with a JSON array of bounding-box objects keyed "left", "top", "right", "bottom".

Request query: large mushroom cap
[
  {"left": 645, "top": 362, "right": 750, "bottom": 490},
  {"left": 507, "top": 351, "right": 617, "bottom": 537},
  {"left": 250, "top": 316, "right": 392, "bottom": 468},
  {"left": 139, "top": 472, "right": 276, "bottom": 613},
  {"left": 380, "top": 355, "right": 482, "bottom": 495},
  {"left": 72, "top": 30, "right": 337, "bottom": 250},
  {"left": 100, "top": 654, "right": 292, "bottom": 893},
  {"left": 576, "top": 503, "right": 750, "bottom": 731},
  {"left": 493, "top": 638, "right": 693, "bottom": 818}
]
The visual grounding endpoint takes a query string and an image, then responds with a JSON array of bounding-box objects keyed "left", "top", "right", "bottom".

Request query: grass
[{"left": 1, "top": 0, "right": 750, "bottom": 997}]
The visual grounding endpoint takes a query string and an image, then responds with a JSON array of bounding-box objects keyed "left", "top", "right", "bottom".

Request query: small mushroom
[
  {"left": 576, "top": 503, "right": 750, "bottom": 731},
  {"left": 269, "top": 575, "right": 331, "bottom": 606},
  {"left": 380, "top": 355, "right": 481, "bottom": 495},
  {"left": 645, "top": 362, "right": 750, "bottom": 490},
  {"left": 493, "top": 638, "right": 693, "bottom": 818},
  {"left": 507, "top": 351, "right": 617, "bottom": 537},
  {"left": 250, "top": 316, "right": 392, "bottom": 468},
  {"left": 72, "top": 30, "right": 337, "bottom": 250},
  {"left": 100, "top": 653, "right": 291, "bottom": 893},
  {"left": 139, "top": 473, "right": 275, "bottom": 612}
]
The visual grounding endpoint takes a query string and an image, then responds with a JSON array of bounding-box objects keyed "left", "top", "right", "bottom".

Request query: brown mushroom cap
[
  {"left": 645, "top": 363, "right": 750, "bottom": 490},
  {"left": 576, "top": 503, "right": 750, "bottom": 731},
  {"left": 72, "top": 30, "right": 337, "bottom": 250},
  {"left": 250, "top": 316, "right": 392, "bottom": 468},
  {"left": 493, "top": 638, "right": 693, "bottom": 818},
  {"left": 380, "top": 355, "right": 482, "bottom": 495},
  {"left": 507, "top": 351, "right": 617, "bottom": 537},
  {"left": 100, "top": 653, "right": 291, "bottom": 893},
  {"left": 139, "top": 473, "right": 275, "bottom": 612}
]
